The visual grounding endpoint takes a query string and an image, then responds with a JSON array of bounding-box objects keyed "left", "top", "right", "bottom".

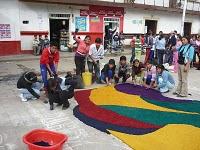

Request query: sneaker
[
  {"left": 177, "top": 94, "right": 187, "bottom": 97},
  {"left": 173, "top": 92, "right": 178, "bottom": 95},
  {"left": 43, "top": 100, "right": 48, "bottom": 104},
  {"left": 19, "top": 94, "right": 28, "bottom": 102}
]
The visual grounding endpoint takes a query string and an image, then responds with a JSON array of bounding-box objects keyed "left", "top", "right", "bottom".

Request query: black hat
[{"left": 109, "top": 59, "right": 115, "bottom": 65}]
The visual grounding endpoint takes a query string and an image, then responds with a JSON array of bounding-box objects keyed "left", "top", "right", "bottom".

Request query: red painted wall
[{"left": 0, "top": 41, "right": 21, "bottom": 56}]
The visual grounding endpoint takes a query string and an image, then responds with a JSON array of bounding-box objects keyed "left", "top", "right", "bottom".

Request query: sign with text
[{"left": 0, "top": 24, "right": 11, "bottom": 39}]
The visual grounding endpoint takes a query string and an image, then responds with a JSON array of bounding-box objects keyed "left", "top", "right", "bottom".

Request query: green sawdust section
[
  {"left": 101, "top": 105, "right": 200, "bottom": 128},
  {"left": 142, "top": 97, "right": 200, "bottom": 114}
]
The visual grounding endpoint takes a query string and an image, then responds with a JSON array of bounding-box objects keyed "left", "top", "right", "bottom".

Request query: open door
[
  {"left": 184, "top": 22, "right": 192, "bottom": 36},
  {"left": 49, "top": 19, "right": 69, "bottom": 51},
  {"left": 145, "top": 20, "right": 157, "bottom": 35}
]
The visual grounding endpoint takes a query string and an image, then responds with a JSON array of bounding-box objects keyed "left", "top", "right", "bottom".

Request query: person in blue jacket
[{"left": 156, "top": 64, "right": 175, "bottom": 93}]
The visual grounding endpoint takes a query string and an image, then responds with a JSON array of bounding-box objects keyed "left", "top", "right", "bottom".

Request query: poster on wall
[
  {"left": 75, "top": 17, "right": 87, "bottom": 31},
  {"left": 0, "top": 24, "right": 11, "bottom": 39}
]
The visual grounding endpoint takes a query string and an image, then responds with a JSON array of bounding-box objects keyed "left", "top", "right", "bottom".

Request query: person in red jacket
[{"left": 40, "top": 42, "right": 60, "bottom": 89}]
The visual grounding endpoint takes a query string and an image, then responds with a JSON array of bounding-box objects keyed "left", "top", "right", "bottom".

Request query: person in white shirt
[{"left": 87, "top": 38, "right": 104, "bottom": 83}]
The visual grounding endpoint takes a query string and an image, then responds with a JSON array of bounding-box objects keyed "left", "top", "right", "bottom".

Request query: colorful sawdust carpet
[{"left": 73, "top": 83, "right": 200, "bottom": 150}]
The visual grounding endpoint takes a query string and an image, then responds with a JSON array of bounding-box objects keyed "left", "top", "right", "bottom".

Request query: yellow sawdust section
[
  {"left": 109, "top": 124, "right": 200, "bottom": 150},
  {"left": 89, "top": 86, "right": 196, "bottom": 114}
]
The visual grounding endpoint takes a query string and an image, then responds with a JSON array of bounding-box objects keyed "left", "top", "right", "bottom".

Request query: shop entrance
[
  {"left": 184, "top": 22, "right": 192, "bottom": 36},
  {"left": 103, "top": 17, "right": 120, "bottom": 47},
  {"left": 145, "top": 20, "right": 157, "bottom": 34},
  {"left": 49, "top": 15, "right": 70, "bottom": 51}
]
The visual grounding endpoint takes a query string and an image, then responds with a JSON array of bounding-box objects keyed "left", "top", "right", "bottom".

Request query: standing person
[
  {"left": 143, "top": 61, "right": 157, "bottom": 89},
  {"left": 130, "top": 36, "right": 136, "bottom": 63},
  {"left": 114, "top": 56, "right": 131, "bottom": 84},
  {"left": 135, "top": 35, "right": 142, "bottom": 61},
  {"left": 40, "top": 42, "right": 60, "bottom": 91},
  {"left": 173, "top": 35, "right": 182, "bottom": 73},
  {"left": 155, "top": 31, "right": 166, "bottom": 65},
  {"left": 144, "top": 31, "right": 154, "bottom": 64},
  {"left": 87, "top": 38, "right": 104, "bottom": 83},
  {"left": 73, "top": 29, "right": 91, "bottom": 76},
  {"left": 38, "top": 35, "right": 44, "bottom": 55},
  {"left": 113, "top": 32, "right": 120, "bottom": 51},
  {"left": 174, "top": 36, "right": 194, "bottom": 97},
  {"left": 156, "top": 64, "right": 175, "bottom": 93},
  {"left": 101, "top": 59, "right": 116, "bottom": 85},
  {"left": 196, "top": 35, "right": 200, "bottom": 70},
  {"left": 44, "top": 35, "right": 50, "bottom": 48},
  {"left": 17, "top": 72, "right": 42, "bottom": 102},
  {"left": 32, "top": 35, "right": 39, "bottom": 56},
  {"left": 166, "top": 31, "right": 177, "bottom": 65},
  {"left": 190, "top": 35, "right": 197, "bottom": 66}
]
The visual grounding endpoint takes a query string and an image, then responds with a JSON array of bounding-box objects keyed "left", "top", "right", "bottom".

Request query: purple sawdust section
[{"left": 115, "top": 83, "right": 193, "bottom": 103}]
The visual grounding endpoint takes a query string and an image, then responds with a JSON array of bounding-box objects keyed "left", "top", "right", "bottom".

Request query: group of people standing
[
  {"left": 130, "top": 31, "right": 199, "bottom": 97},
  {"left": 32, "top": 35, "right": 50, "bottom": 56}
]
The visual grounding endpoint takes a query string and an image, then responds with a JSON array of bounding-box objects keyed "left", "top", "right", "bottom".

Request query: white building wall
[
  {"left": 19, "top": 2, "right": 89, "bottom": 50},
  {"left": 124, "top": 8, "right": 200, "bottom": 34},
  {"left": 0, "top": 0, "right": 20, "bottom": 41}
]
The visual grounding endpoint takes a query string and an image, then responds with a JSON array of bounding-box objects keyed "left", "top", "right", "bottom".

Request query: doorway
[
  {"left": 103, "top": 17, "right": 120, "bottom": 48},
  {"left": 49, "top": 19, "right": 69, "bottom": 51},
  {"left": 145, "top": 20, "right": 157, "bottom": 35},
  {"left": 184, "top": 22, "right": 192, "bottom": 36}
]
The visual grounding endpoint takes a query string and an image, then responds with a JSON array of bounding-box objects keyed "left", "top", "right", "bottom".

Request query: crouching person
[
  {"left": 156, "top": 64, "right": 175, "bottom": 93},
  {"left": 47, "top": 77, "right": 75, "bottom": 110},
  {"left": 114, "top": 56, "right": 131, "bottom": 84},
  {"left": 17, "top": 72, "right": 42, "bottom": 102},
  {"left": 132, "top": 59, "right": 145, "bottom": 84},
  {"left": 100, "top": 59, "right": 116, "bottom": 85}
]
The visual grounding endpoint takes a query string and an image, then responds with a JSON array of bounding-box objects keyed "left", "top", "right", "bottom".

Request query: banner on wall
[
  {"left": 90, "top": 17, "right": 100, "bottom": 23},
  {"left": 75, "top": 17, "right": 87, "bottom": 31},
  {"left": 80, "top": 9, "right": 89, "bottom": 16},
  {"left": 0, "top": 24, "right": 11, "bottom": 39}
]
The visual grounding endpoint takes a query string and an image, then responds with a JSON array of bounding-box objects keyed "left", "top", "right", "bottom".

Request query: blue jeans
[
  {"left": 130, "top": 47, "right": 135, "bottom": 63},
  {"left": 40, "top": 64, "right": 56, "bottom": 88},
  {"left": 19, "top": 82, "right": 43, "bottom": 99},
  {"left": 157, "top": 49, "right": 165, "bottom": 65},
  {"left": 101, "top": 70, "right": 113, "bottom": 81},
  {"left": 146, "top": 75, "right": 152, "bottom": 85}
]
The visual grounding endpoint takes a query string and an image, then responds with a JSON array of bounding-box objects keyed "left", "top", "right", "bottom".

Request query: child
[
  {"left": 33, "top": 35, "right": 39, "bottom": 56},
  {"left": 156, "top": 64, "right": 175, "bottom": 93},
  {"left": 40, "top": 42, "right": 60, "bottom": 92},
  {"left": 17, "top": 72, "right": 43, "bottom": 102},
  {"left": 143, "top": 61, "right": 157, "bottom": 88},
  {"left": 101, "top": 59, "right": 116, "bottom": 85},
  {"left": 132, "top": 59, "right": 145, "bottom": 84},
  {"left": 130, "top": 36, "right": 136, "bottom": 63},
  {"left": 114, "top": 56, "right": 131, "bottom": 84},
  {"left": 47, "top": 77, "right": 75, "bottom": 110},
  {"left": 38, "top": 35, "right": 44, "bottom": 54},
  {"left": 135, "top": 35, "right": 142, "bottom": 61}
]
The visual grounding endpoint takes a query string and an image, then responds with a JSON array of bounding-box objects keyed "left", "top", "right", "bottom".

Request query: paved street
[{"left": 0, "top": 51, "right": 200, "bottom": 150}]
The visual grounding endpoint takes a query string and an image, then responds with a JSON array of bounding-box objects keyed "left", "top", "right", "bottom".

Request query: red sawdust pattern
[{"left": 74, "top": 90, "right": 161, "bottom": 129}]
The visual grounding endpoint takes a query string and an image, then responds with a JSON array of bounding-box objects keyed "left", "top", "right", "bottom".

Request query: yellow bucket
[{"left": 82, "top": 72, "right": 92, "bottom": 86}]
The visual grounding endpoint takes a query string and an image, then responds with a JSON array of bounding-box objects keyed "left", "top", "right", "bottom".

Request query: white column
[{"left": 180, "top": 0, "right": 188, "bottom": 36}]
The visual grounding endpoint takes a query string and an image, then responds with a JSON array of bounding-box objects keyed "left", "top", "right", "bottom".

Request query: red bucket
[{"left": 23, "top": 129, "right": 68, "bottom": 150}]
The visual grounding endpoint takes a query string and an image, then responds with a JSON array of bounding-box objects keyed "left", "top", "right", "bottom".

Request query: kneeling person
[
  {"left": 17, "top": 72, "right": 42, "bottom": 102},
  {"left": 101, "top": 59, "right": 116, "bottom": 85},
  {"left": 156, "top": 64, "right": 175, "bottom": 93},
  {"left": 47, "top": 77, "right": 75, "bottom": 110},
  {"left": 114, "top": 56, "right": 131, "bottom": 83}
]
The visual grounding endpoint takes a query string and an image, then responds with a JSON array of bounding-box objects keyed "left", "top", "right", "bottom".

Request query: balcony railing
[{"left": 97, "top": 0, "right": 200, "bottom": 11}]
